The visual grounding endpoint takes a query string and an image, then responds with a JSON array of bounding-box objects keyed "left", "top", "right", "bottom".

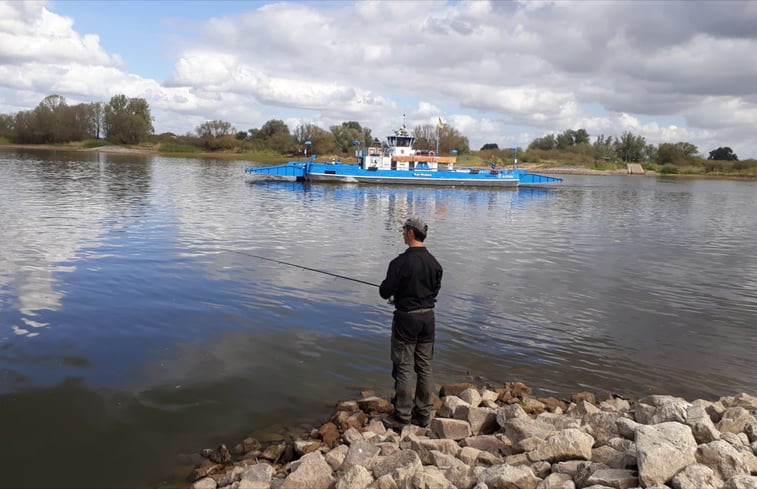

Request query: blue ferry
[{"left": 246, "top": 119, "right": 561, "bottom": 188}]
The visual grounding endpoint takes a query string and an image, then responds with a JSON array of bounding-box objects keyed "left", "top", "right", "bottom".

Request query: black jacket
[{"left": 379, "top": 247, "right": 442, "bottom": 311}]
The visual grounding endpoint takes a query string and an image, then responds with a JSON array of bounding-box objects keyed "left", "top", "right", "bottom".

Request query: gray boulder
[
  {"left": 280, "top": 451, "right": 334, "bottom": 489},
  {"left": 527, "top": 428, "right": 594, "bottom": 463},
  {"left": 670, "top": 463, "right": 720, "bottom": 489},
  {"left": 479, "top": 464, "right": 540, "bottom": 489},
  {"left": 696, "top": 439, "right": 750, "bottom": 483},
  {"left": 635, "top": 422, "right": 698, "bottom": 487}
]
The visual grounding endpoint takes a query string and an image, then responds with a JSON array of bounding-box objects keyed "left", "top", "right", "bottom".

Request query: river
[{"left": 1, "top": 148, "right": 755, "bottom": 488}]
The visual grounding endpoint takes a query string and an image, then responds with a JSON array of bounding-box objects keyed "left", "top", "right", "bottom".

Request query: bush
[
  {"left": 159, "top": 143, "right": 201, "bottom": 153},
  {"left": 660, "top": 164, "right": 679, "bottom": 174},
  {"left": 82, "top": 139, "right": 110, "bottom": 148}
]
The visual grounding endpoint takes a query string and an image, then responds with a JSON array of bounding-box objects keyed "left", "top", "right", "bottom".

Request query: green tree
[
  {"left": 528, "top": 134, "right": 556, "bottom": 150},
  {"left": 0, "top": 113, "right": 15, "bottom": 139},
  {"left": 196, "top": 120, "right": 235, "bottom": 138},
  {"left": 89, "top": 102, "right": 104, "bottom": 139},
  {"left": 330, "top": 121, "right": 367, "bottom": 154},
  {"left": 592, "top": 135, "right": 615, "bottom": 160},
  {"left": 440, "top": 125, "right": 469, "bottom": 154},
  {"left": 412, "top": 124, "right": 436, "bottom": 150},
  {"left": 574, "top": 128, "right": 590, "bottom": 145},
  {"left": 614, "top": 131, "right": 646, "bottom": 162},
  {"left": 34, "top": 94, "right": 67, "bottom": 143},
  {"left": 104, "top": 94, "right": 153, "bottom": 144},
  {"left": 195, "top": 120, "right": 237, "bottom": 150},
  {"left": 657, "top": 141, "right": 698, "bottom": 164},
  {"left": 254, "top": 119, "right": 296, "bottom": 154},
  {"left": 63, "top": 103, "right": 96, "bottom": 141},
  {"left": 412, "top": 123, "right": 468, "bottom": 154},
  {"left": 556, "top": 129, "right": 575, "bottom": 150},
  {"left": 294, "top": 123, "right": 337, "bottom": 155},
  {"left": 708, "top": 146, "right": 738, "bottom": 161}
]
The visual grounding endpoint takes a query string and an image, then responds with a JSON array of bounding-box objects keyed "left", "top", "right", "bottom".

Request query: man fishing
[{"left": 379, "top": 216, "right": 443, "bottom": 428}]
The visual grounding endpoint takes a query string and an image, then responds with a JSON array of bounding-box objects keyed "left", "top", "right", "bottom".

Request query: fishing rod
[{"left": 221, "top": 249, "right": 380, "bottom": 288}]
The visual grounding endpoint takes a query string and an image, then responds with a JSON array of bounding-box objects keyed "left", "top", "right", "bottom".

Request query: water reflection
[{"left": 1, "top": 151, "right": 756, "bottom": 488}]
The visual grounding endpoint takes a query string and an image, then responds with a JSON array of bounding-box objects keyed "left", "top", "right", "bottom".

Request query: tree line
[
  {"left": 0, "top": 94, "right": 153, "bottom": 145},
  {"left": 0, "top": 94, "right": 744, "bottom": 165},
  {"left": 191, "top": 118, "right": 470, "bottom": 156},
  {"left": 523, "top": 127, "right": 739, "bottom": 165},
  {"left": 0, "top": 94, "right": 471, "bottom": 156}
]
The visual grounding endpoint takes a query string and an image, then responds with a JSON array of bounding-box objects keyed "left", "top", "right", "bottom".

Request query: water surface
[{"left": 1, "top": 148, "right": 755, "bottom": 487}]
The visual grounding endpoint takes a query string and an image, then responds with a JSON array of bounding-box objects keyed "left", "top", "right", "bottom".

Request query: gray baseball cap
[{"left": 404, "top": 216, "right": 428, "bottom": 235}]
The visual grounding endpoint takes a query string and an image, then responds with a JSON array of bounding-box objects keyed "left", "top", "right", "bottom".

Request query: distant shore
[{"left": 4, "top": 143, "right": 756, "bottom": 179}]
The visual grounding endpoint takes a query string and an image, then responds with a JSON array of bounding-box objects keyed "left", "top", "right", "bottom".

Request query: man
[{"left": 379, "top": 216, "right": 443, "bottom": 428}]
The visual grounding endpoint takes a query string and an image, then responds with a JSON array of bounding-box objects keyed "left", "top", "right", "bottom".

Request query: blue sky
[{"left": 2, "top": 0, "right": 757, "bottom": 156}]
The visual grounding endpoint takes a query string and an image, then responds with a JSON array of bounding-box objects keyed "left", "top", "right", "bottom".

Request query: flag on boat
[{"left": 438, "top": 117, "right": 444, "bottom": 129}]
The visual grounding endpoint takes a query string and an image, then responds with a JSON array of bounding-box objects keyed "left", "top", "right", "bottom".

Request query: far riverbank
[{"left": 3, "top": 143, "right": 756, "bottom": 179}]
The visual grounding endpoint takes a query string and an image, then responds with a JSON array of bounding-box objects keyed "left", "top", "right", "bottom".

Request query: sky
[{"left": 1, "top": 0, "right": 757, "bottom": 157}]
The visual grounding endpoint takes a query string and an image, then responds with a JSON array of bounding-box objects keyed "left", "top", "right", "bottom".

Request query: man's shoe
[
  {"left": 411, "top": 416, "right": 430, "bottom": 428},
  {"left": 382, "top": 413, "right": 410, "bottom": 430}
]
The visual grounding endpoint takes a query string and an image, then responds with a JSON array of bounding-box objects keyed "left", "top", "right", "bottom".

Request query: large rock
[
  {"left": 440, "top": 383, "right": 477, "bottom": 397},
  {"left": 480, "top": 463, "right": 540, "bottom": 489},
  {"left": 370, "top": 449, "right": 423, "bottom": 485},
  {"left": 431, "top": 417, "right": 472, "bottom": 440},
  {"left": 240, "top": 463, "right": 275, "bottom": 483},
  {"left": 718, "top": 408, "right": 756, "bottom": 435},
  {"left": 411, "top": 465, "right": 451, "bottom": 489},
  {"left": 723, "top": 393, "right": 757, "bottom": 411},
  {"left": 207, "top": 444, "right": 232, "bottom": 464},
  {"left": 325, "top": 444, "right": 349, "bottom": 470},
  {"left": 696, "top": 439, "right": 750, "bottom": 483},
  {"left": 457, "top": 405, "right": 499, "bottom": 435},
  {"left": 635, "top": 422, "right": 698, "bottom": 486},
  {"left": 635, "top": 395, "right": 691, "bottom": 424},
  {"left": 496, "top": 404, "right": 530, "bottom": 427},
  {"left": 670, "top": 463, "right": 720, "bottom": 489},
  {"left": 566, "top": 400, "right": 600, "bottom": 418},
  {"left": 685, "top": 405, "right": 721, "bottom": 444},
  {"left": 537, "top": 412, "right": 581, "bottom": 432},
  {"left": 370, "top": 474, "right": 400, "bottom": 489},
  {"left": 501, "top": 417, "right": 556, "bottom": 445},
  {"left": 438, "top": 395, "right": 471, "bottom": 418},
  {"left": 527, "top": 428, "right": 594, "bottom": 463},
  {"left": 410, "top": 438, "right": 460, "bottom": 465},
  {"left": 342, "top": 440, "right": 381, "bottom": 470},
  {"left": 583, "top": 412, "right": 623, "bottom": 446},
  {"left": 191, "top": 478, "right": 216, "bottom": 489},
  {"left": 281, "top": 451, "right": 334, "bottom": 489},
  {"left": 318, "top": 422, "right": 341, "bottom": 448},
  {"left": 336, "top": 464, "right": 374, "bottom": 489},
  {"left": 723, "top": 475, "right": 757, "bottom": 489},
  {"left": 616, "top": 417, "right": 640, "bottom": 440},
  {"left": 463, "top": 435, "right": 511, "bottom": 455},
  {"left": 539, "top": 472, "right": 575, "bottom": 489},
  {"left": 357, "top": 396, "right": 393, "bottom": 414},
  {"left": 460, "top": 388, "right": 483, "bottom": 408}
]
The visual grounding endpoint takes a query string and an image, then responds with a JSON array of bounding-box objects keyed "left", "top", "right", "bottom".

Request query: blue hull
[{"left": 245, "top": 161, "right": 561, "bottom": 187}]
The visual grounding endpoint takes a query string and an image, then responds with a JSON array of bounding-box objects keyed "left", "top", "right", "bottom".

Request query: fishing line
[{"left": 220, "top": 249, "right": 380, "bottom": 288}]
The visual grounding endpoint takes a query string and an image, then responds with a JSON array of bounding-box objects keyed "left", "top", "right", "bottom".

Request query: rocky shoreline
[{"left": 185, "top": 382, "right": 757, "bottom": 489}]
